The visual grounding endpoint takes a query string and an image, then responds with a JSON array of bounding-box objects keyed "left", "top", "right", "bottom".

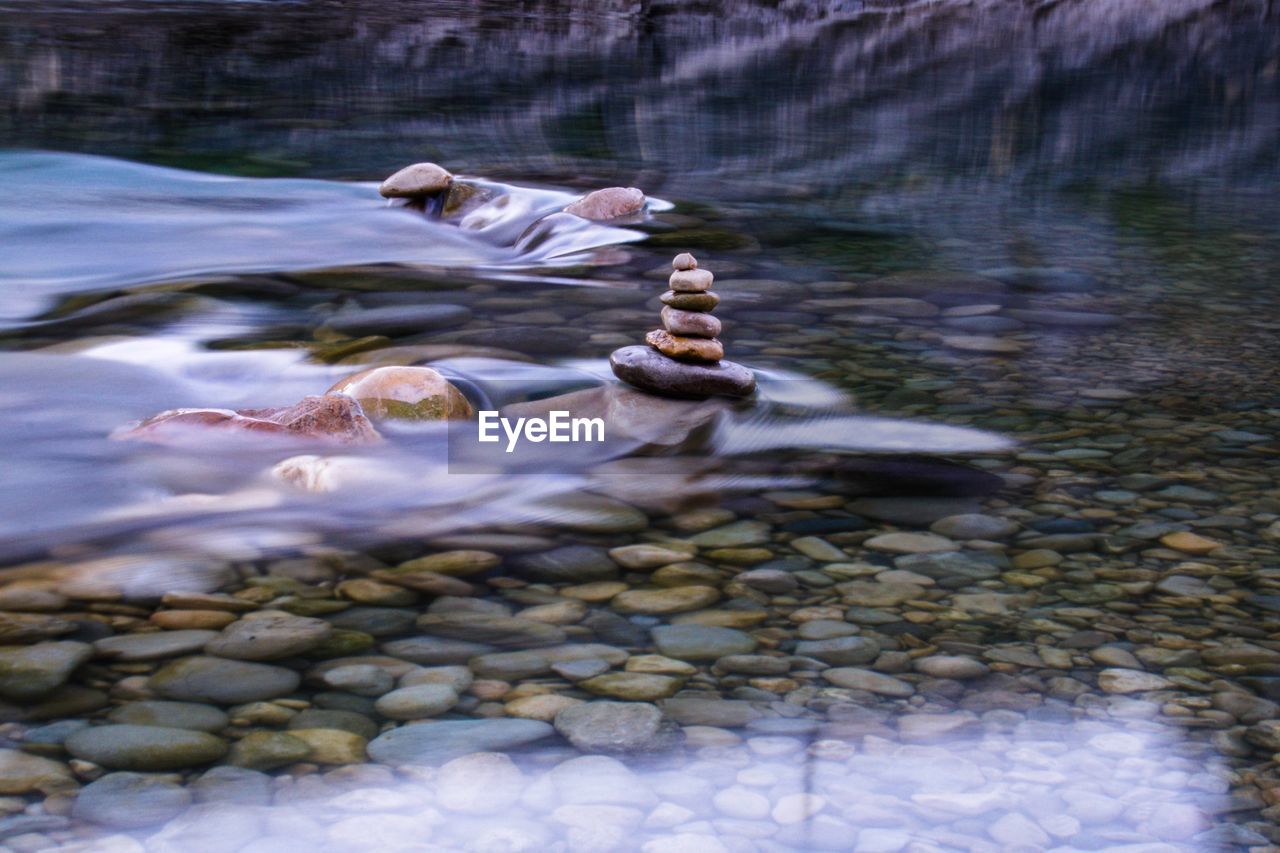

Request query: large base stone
[{"left": 609, "top": 346, "right": 755, "bottom": 399}]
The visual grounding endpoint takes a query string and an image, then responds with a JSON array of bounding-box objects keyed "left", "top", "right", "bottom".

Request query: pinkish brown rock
[
  {"left": 661, "top": 306, "right": 721, "bottom": 338},
  {"left": 646, "top": 329, "right": 723, "bottom": 363},
  {"left": 563, "top": 187, "right": 645, "bottom": 221},
  {"left": 118, "top": 396, "right": 381, "bottom": 445}
]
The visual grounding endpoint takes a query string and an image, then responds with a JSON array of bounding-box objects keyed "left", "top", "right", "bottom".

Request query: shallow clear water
[{"left": 0, "top": 1, "right": 1278, "bottom": 851}]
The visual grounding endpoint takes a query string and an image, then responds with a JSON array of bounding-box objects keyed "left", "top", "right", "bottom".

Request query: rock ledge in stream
[{"left": 118, "top": 395, "right": 381, "bottom": 445}]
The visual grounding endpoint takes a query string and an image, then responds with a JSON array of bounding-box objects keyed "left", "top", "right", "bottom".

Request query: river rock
[
  {"left": 119, "top": 395, "right": 381, "bottom": 446},
  {"left": 668, "top": 269, "right": 714, "bottom": 293},
  {"left": 0, "top": 613, "right": 76, "bottom": 643},
  {"left": 929, "top": 513, "right": 1018, "bottom": 540},
  {"left": 205, "top": 611, "right": 333, "bottom": 660},
  {"left": 379, "top": 162, "right": 453, "bottom": 198},
  {"left": 612, "top": 586, "right": 721, "bottom": 615},
  {"left": 510, "top": 546, "right": 619, "bottom": 583},
  {"left": 658, "top": 697, "right": 763, "bottom": 727},
  {"left": 914, "top": 656, "right": 990, "bottom": 680},
  {"left": 107, "top": 700, "right": 229, "bottom": 732},
  {"left": 468, "top": 644, "right": 629, "bottom": 680},
  {"left": 645, "top": 329, "right": 724, "bottom": 362},
  {"left": 373, "top": 684, "right": 458, "bottom": 720},
  {"left": 554, "top": 701, "right": 683, "bottom": 755},
  {"left": 381, "top": 636, "right": 496, "bottom": 665},
  {"left": 226, "top": 730, "right": 312, "bottom": 770},
  {"left": 581, "top": 673, "right": 683, "bottom": 701},
  {"left": 398, "top": 550, "right": 501, "bottom": 578},
  {"left": 94, "top": 630, "right": 220, "bottom": 661},
  {"left": 651, "top": 624, "right": 757, "bottom": 661},
  {"left": 416, "top": 612, "right": 566, "bottom": 647},
  {"left": 1098, "top": 668, "right": 1173, "bottom": 693},
  {"left": 0, "top": 641, "right": 92, "bottom": 701},
  {"left": 287, "top": 728, "right": 367, "bottom": 764},
  {"left": 65, "top": 724, "right": 227, "bottom": 770},
  {"left": 149, "top": 656, "right": 301, "bottom": 704},
  {"left": 795, "top": 636, "right": 879, "bottom": 666},
  {"left": 822, "top": 668, "right": 915, "bottom": 697},
  {"left": 661, "top": 306, "right": 721, "bottom": 338},
  {"left": 659, "top": 290, "right": 721, "bottom": 312},
  {"left": 367, "top": 718, "right": 555, "bottom": 765},
  {"left": 326, "top": 366, "right": 473, "bottom": 420},
  {"left": 0, "top": 750, "right": 74, "bottom": 795},
  {"left": 563, "top": 187, "right": 645, "bottom": 220},
  {"left": 864, "top": 532, "right": 956, "bottom": 554},
  {"left": 73, "top": 772, "right": 191, "bottom": 829}
]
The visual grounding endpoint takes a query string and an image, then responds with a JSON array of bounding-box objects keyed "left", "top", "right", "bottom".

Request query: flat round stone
[
  {"left": 660, "top": 290, "right": 720, "bottom": 311},
  {"left": 645, "top": 330, "right": 723, "bottom": 362},
  {"left": 610, "top": 346, "right": 755, "bottom": 399},
  {"left": 661, "top": 306, "right": 721, "bottom": 338},
  {"left": 669, "top": 269, "right": 714, "bottom": 293},
  {"left": 672, "top": 253, "right": 697, "bottom": 271}
]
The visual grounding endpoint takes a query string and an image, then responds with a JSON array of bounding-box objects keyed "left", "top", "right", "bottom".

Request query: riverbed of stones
[
  {"left": 8, "top": 208, "right": 1280, "bottom": 850},
  {"left": 0, "top": 444, "right": 1277, "bottom": 853}
]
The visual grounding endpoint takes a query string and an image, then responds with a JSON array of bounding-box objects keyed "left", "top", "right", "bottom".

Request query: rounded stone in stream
[
  {"left": 288, "top": 709, "right": 379, "bottom": 740},
  {"left": 416, "top": 612, "right": 566, "bottom": 647},
  {"left": 374, "top": 684, "right": 459, "bottom": 720},
  {"left": 94, "top": 630, "right": 220, "bottom": 661},
  {"left": 510, "top": 545, "right": 619, "bottom": 584},
  {"left": 379, "top": 162, "right": 453, "bottom": 198},
  {"left": 0, "top": 749, "right": 75, "bottom": 794},
  {"left": 367, "top": 718, "right": 555, "bottom": 765},
  {"left": 204, "top": 612, "right": 333, "bottom": 660},
  {"left": 610, "top": 345, "right": 755, "bottom": 399},
  {"left": 651, "top": 624, "right": 757, "bottom": 661},
  {"left": 73, "top": 772, "right": 191, "bottom": 829},
  {"left": 0, "top": 641, "right": 93, "bottom": 701},
  {"left": 65, "top": 724, "right": 227, "bottom": 770},
  {"left": 149, "top": 656, "right": 301, "bottom": 704},
  {"left": 554, "top": 701, "right": 683, "bottom": 755},
  {"left": 107, "top": 700, "right": 229, "bottom": 732},
  {"left": 380, "top": 636, "right": 496, "bottom": 665},
  {"left": 563, "top": 187, "right": 645, "bottom": 221},
  {"left": 795, "top": 636, "right": 880, "bottom": 666}
]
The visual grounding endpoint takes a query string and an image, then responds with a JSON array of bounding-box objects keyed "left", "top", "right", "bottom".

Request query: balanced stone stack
[{"left": 610, "top": 253, "right": 756, "bottom": 399}]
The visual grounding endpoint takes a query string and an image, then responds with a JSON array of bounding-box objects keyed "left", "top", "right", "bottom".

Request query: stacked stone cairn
[{"left": 610, "top": 253, "right": 756, "bottom": 399}]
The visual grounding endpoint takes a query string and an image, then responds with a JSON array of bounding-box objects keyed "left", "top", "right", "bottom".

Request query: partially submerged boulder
[
  {"left": 379, "top": 162, "right": 453, "bottom": 198},
  {"left": 326, "top": 365, "right": 473, "bottom": 421},
  {"left": 563, "top": 187, "right": 646, "bottom": 221},
  {"left": 117, "top": 396, "right": 381, "bottom": 445}
]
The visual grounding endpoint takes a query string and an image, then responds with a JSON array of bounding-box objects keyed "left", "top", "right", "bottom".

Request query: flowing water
[{"left": 0, "top": 1, "right": 1278, "bottom": 851}]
